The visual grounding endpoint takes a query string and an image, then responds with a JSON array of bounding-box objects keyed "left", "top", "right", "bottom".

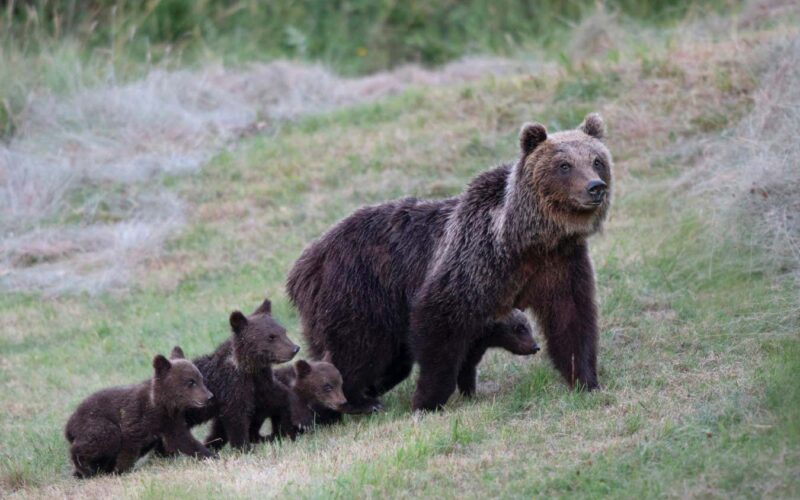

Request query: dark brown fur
[
  {"left": 271, "top": 357, "right": 348, "bottom": 438},
  {"left": 287, "top": 114, "right": 612, "bottom": 411},
  {"left": 246, "top": 367, "right": 295, "bottom": 443},
  {"left": 65, "top": 349, "right": 213, "bottom": 478},
  {"left": 457, "top": 309, "right": 540, "bottom": 397},
  {"left": 184, "top": 298, "right": 300, "bottom": 449}
]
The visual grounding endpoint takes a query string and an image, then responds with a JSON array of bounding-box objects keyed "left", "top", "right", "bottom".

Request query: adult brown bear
[{"left": 287, "top": 113, "right": 612, "bottom": 412}]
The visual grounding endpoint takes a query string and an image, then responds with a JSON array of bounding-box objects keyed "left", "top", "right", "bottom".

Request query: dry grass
[
  {"left": 0, "top": 56, "right": 532, "bottom": 295},
  {"left": 683, "top": 36, "right": 800, "bottom": 280}
]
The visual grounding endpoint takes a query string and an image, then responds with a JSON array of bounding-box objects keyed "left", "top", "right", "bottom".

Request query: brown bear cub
[
  {"left": 184, "top": 298, "right": 300, "bottom": 450},
  {"left": 65, "top": 348, "right": 213, "bottom": 478},
  {"left": 268, "top": 357, "right": 348, "bottom": 439},
  {"left": 457, "top": 309, "right": 540, "bottom": 397},
  {"left": 363, "top": 309, "right": 540, "bottom": 401}
]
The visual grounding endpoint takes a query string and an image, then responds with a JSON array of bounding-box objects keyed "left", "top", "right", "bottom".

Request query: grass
[
  {"left": 0, "top": 0, "right": 733, "bottom": 140},
  {"left": 1, "top": 2, "right": 799, "bottom": 499}
]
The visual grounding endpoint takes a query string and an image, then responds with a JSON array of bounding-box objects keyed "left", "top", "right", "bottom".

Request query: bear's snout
[
  {"left": 524, "top": 343, "right": 540, "bottom": 355},
  {"left": 586, "top": 179, "right": 607, "bottom": 203}
]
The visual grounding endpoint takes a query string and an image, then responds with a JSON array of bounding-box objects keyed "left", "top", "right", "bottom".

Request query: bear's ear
[
  {"left": 321, "top": 351, "right": 333, "bottom": 364},
  {"left": 295, "top": 360, "right": 312, "bottom": 379},
  {"left": 579, "top": 113, "right": 604, "bottom": 140},
  {"left": 519, "top": 122, "right": 548, "bottom": 157},
  {"left": 229, "top": 311, "right": 248, "bottom": 336},
  {"left": 170, "top": 346, "right": 185, "bottom": 360},
  {"left": 153, "top": 354, "right": 172, "bottom": 376},
  {"left": 252, "top": 298, "right": 272, "bottom": 316}
]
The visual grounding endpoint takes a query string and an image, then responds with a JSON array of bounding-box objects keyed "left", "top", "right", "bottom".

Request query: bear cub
[
  {"left": 270, "top": 356, "right": 348, "bottom": 439},
  {"left": 458, "top": 309, "right": 540, "bottom": 397},
  {"left": 65, "top": 348, "right": 213, "bottom": 478},
  {"left": 185, "top": 298, "right": 300, "bottom": 450}
]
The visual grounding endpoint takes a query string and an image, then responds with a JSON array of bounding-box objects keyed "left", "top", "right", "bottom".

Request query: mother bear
[{"left": 287, "top": 113, "right": 612, "bottom": 412}]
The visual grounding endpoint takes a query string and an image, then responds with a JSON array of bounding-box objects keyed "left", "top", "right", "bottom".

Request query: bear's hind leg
[
  {"left": 69, "top": 418, "right": 122, "bottom": 478},
  {"left": 325, "top": 334, "right": 390, "bottom": 414},
  {"left": 339, "top": 379, "right": 384, "bottom": 414},
  {"left": 368, "top": 349, "right": 413, "bottom": 397}
]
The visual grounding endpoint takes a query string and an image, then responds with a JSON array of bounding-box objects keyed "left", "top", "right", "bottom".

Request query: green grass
[
  {"left": 0, "top": 0, "right": 737, "bottom": 138},
  {"left": 1, "top": 5, "right": 799, "bottom": 498},
  {"left": 3, "top": 0, "right": 727, "bottom": 72}
]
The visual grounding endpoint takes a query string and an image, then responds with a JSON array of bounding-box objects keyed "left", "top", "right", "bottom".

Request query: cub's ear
[
  {"left": 321, "top": 351, "right": 333, "bottom": 364},
  {"left": 295, "top": 360, "right": 312, "bottom": 379},
  {"left": 229, "top": 311, "right": 248, "bottom": 336},
  {"left": 253, "top": 298, "right": 272, "bottom": 316},
  {"left": 580, "top": 113, "right": 605, "bottom": 140},
  {"left": 170, "top": 346, "right": 185, "bottom": 360},
  {"left": 153, "top": 354, "right": 172, "bottom": 376},
  {"left": 519, "top": 122, "right": 548, "bottom": 157}
]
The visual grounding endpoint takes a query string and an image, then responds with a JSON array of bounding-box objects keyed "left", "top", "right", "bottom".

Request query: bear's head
[
  {"left": 489, "top": 309, "right": 540, "bottom": 355},
  {"left": 152, "top": 346, "right": 214, "bottom": 412},
  {"left": 292, "top": 354, "right": 347, "bottom": 411},
  {"left": 229, "top": 298, "right": 300, "bottom": 372},
  {"left": 518, "top": 113, "right": 612, "bottom": 236}
]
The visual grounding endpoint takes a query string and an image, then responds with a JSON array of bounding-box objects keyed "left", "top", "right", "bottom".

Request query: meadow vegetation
[{"left": 1, "top": 0, "right": 799, "bottom": 497}]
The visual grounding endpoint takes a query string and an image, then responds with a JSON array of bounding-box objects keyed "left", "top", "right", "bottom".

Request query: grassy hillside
[
  {"left": 1, "top": 2, "right": 799, "bottom": 498},
  {"left": 0, "top": 0, "right": 727, "bottom": 138}
]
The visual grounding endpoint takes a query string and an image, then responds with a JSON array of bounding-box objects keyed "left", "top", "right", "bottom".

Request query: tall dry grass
[
  {"left": 686, "top": 36, "right": 800, "bottom": 282},
  {"left": 0, "top": 57, "right": 530, "bottom": 294}
]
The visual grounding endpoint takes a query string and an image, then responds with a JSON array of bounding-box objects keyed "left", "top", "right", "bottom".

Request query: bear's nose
[
  {"left": 586, "top": 180, "right": 607, "bottom": 199},
  {"left": 293, "top": 345, "right": 300, "bottom": 354},
  {"left": 207, "top": 392, "right": 214, "bottom": 401}
]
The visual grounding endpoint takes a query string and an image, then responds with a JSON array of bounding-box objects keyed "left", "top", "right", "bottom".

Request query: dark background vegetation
[
  {"left": 0, "top": 0, "right": 734, "bottom": 139},
  {"left": 3, "top": 0, "right": 729, "bottom": 73}
]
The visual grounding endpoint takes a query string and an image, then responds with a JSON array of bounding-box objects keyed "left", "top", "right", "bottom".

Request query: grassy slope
[
  {"left": 0, "top": 0, "right": 707, "bottom": 139},
  {"left": 1, "top": 15, "right": 799, "bottom": 500}
]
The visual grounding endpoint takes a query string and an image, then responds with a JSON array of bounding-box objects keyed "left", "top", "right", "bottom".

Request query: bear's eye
[
  {"left": 187, "top": 380, "right": 196, "bottom": 388},
  {"left": 269, "top": 334, "right": 277, "bottom": 341},
  {"left": 593, "top": 158, "right": 604, "bottom": 170},
  {"left": 323, "top": 384, "right": 333, "bottom": 393},
  {"left": 559, "top": 163, "right": 571, "bottom": 173}
]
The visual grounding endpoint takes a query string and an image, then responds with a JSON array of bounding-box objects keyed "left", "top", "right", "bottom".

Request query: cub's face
[
  {"left": 230, "top": 299, "right": 300, "bottom": 367},
  {"left": 520, "top": 113, "right": 613, "bottom": 235},
  {"left": 153, "top": 349, "right": 213, "bottom": 410},
  {"left": 493, "top": 310, "right": 540, "bottom": 355},
  {"left": 294, "top": 360, "right": 348, "bottom": 410}
]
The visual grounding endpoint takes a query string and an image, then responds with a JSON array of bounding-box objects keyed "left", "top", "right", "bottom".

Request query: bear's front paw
[{"left": 291, "top": 414, "right": 314, "bottom": 430}]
